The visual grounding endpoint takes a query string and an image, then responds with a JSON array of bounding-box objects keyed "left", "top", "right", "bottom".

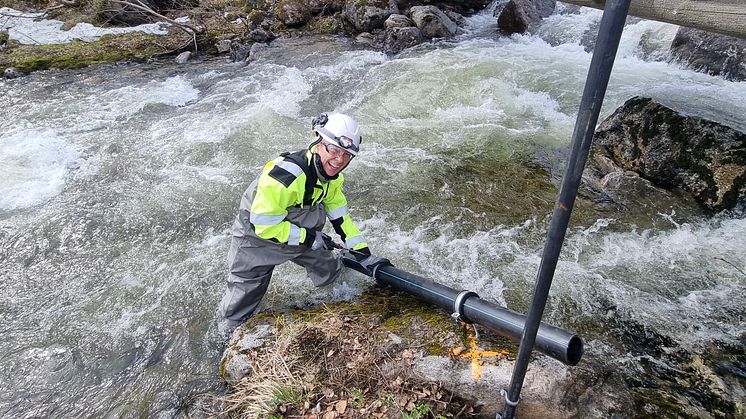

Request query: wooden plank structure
[{"left": 561, "top": 0, "right": 746, "bottom": 39}]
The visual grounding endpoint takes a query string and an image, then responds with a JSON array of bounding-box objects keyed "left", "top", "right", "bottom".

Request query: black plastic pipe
[
  {"left": 501, "top": 1, "right": 632, "bottom": 418},
  {"left": 341, "top": 254, "right": 584, "bottom": 366}
]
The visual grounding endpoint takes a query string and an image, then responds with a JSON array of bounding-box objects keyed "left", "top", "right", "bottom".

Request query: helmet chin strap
[{"left": 312, "top": 152, "right": 344, "bottom": 182}]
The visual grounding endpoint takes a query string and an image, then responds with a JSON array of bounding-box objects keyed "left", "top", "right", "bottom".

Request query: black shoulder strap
[{"left": 282, "top": 149, "right": 317, "bottom": 206}]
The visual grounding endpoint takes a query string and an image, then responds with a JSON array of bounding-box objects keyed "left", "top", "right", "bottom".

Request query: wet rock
[
  {"left": 249, "top": 42, "right": 269, "bottom": 60},
  {"left": 415, "top": 355, "right": 574, "bottom": 418},
  {"left": 308, "top": 0, "right": 345, "bottom": 15},
  {"left": 344, "top": 0, "right": 400, "bottom": 33},
  {"left": 215, "top": 39, "right": 232, "bottom": 54},
  {"left": 444, "top": 10, "right": 466, "bottom": 27},
  {"left": 276, "top": 0, "right": 312, "bottom": 27},
  {"left": 409, "top": 5, "right": 458, "bottom": 39},
  {"left": 175, "top": 51, "right": 191, "bottom": 64},
  {"left": 0, "top": 30, "right": 8, "bottom": 49},
  {"left": 249, "top": 28, "right": 274, "bottom": 43},
  {"left": 384, "top": 13, "right": 413, "bottom": 30},
  {"left": 4, "top": 67, "right": 23, "bottom": 79},
  {"left": 589, "top": 96, "right": 746, "bottom": 213},
  {"left": 230, "top": 41, "right": 252, "bottom": 63},
  {"left": 580, "top": 19, "right": 600, "bottom": 52},
  {"left": 384, "top": 26, "right": 422, "bottom": 54},
  {"left": 220, "top": 324, "right": 275, "bottom": 384},
  {"left": 494, "top": 0, "right": 556, "bottom": 35},
  {"left": 355, "top": 32, "right": 377, "bottom": 47},
  {"left": 670, "top": 27, "right": 746, "bottom": 82}
]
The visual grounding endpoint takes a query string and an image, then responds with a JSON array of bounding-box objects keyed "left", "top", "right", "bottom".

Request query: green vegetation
[
  {"left": 402, "top": 402, "right": 431, "bottom": 419},
  {"left": 0, "top": 32, "right": 187, "bottom": 73}
]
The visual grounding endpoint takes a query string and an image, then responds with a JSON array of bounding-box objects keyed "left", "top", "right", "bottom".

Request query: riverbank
[
  {"left": 1, "top": 0, "right": 492, "bottom": 75},
  {"left": 210, "top": 285, "right": 574, "bottom": 418},
  {"left": 0, "top": 0, "right": 246, "bottom": 73}
]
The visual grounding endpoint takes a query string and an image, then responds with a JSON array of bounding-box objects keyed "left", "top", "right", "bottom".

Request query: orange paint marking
[{"left": 449, "top": 324, "right": 509, "bottom": 380}]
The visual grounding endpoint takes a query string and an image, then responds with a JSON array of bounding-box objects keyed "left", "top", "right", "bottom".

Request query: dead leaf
[
  {"left": 335, "top": 400, "right": 347, "bottom": 413},
  {"left": 326, "top": 349, "right": 335, "bottom": 357},
  {"left": 323, "top": 411, "right": 336, "bottom": 419}
]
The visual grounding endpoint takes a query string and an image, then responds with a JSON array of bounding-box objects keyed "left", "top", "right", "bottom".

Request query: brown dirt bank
[{"left": 204, "top": 285, "right": 574, "bottom": 419}]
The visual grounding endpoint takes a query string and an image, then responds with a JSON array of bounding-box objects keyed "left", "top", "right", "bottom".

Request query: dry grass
[{"left": 218, "top": 304, "right": 481, "bottom": 418}]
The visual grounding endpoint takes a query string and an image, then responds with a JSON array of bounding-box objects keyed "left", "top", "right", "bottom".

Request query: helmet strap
[{"left": 312, "top": 152, "right": 340, "bottom": 182}]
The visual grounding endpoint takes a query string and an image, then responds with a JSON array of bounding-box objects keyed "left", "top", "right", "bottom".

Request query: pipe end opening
[{"left": 566, "top": 335, "right": 584, "bottom": 366}]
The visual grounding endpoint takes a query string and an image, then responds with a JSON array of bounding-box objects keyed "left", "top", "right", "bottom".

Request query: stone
[
  {"left": 230, "top": 41, "right": 252, "bottom": 62},
  {"left": 4, "top": 67, "right": 22, "bottom": 79},
  {"left": 344, "top": 0, "right": 399, "bottom": 33},
  {"left": 494, "top": 0, "right": 556, "bottom": 35},
  {"left": 249, "top": 42, "right": 269, "bottom": 60},
  {"left": 409, "top": 5, "right": 458, "bottom": 39},
  {"left": 175, "top": 51, "right": 191, "bottom": 64},
  {"left": 308, "top": 0, "right": 345, "bottom": 15},
  {"left": 444, "top": 10, "right": 466, "bottom": 27},
  {"left": 355, "top": 32, "right": 377, "bottom": 47},
  {"left": 589, "top": 96, "right": 746, "bottom": 213},
  {"left": 384, "top": 26, "right": 422, "bottom": 54},
  {"left": 384, "top": 14, "right": 413, "bottom": 31},
  {"left": 220, "top": 324, "right": 275, "bottom": 384},
  {"left": 249, "top": 28, "right": 273, "bottom": 43},
  {"left": 215, "top": 39, "right": 232, "bottom": 54},
  {"left": 276, "top": 0, "right": 312, "bottom": 27},
  {"left": 670, "top": 27, "right": 746, "bottom": 82}
]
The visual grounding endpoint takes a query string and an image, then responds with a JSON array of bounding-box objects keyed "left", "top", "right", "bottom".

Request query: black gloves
[
  {"left": 304, "top": 230, "right": 338, "bottom": 251},
  {"left": 359, "top": 255, "right": 392, "bottom": 272}
]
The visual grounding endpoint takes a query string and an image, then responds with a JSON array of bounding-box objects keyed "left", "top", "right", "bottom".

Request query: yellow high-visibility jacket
[{"left": 234, "top": 149, "right": 368, "bottom": 251}]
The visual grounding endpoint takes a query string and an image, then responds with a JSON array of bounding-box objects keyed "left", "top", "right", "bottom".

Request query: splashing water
[{"left": 1, "top": 6, "right": 744, "bottom": 418}]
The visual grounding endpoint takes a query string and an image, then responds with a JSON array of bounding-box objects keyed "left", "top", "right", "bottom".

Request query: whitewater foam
[{"left": 0, "top": 128, "right": 80, "bottom": 210}]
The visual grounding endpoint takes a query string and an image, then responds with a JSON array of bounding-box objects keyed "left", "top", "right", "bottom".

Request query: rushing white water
[{"left": 1, "top": 5, "right": 744, "bottom": 418}]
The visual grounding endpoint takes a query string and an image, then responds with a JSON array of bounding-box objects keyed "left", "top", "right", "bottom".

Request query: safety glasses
[{"left": 323, "top": 142, "right": 354, "bottom": 160}]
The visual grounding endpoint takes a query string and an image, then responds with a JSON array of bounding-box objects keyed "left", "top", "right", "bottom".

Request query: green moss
[
  {"left": 0, "top": 32, "right": 188, "bottom": 73},
  {"left": 307, "top": 15, "right": 343, "bottom": 34}
]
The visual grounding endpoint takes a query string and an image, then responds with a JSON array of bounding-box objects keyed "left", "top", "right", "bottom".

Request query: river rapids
[{"left": 1, "top": 4, "right": 744, "bottom": 418}]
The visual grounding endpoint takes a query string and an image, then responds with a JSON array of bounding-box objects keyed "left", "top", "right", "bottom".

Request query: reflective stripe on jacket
[{"left": 232, "top": 149, "right": 368, "bottom": 250}]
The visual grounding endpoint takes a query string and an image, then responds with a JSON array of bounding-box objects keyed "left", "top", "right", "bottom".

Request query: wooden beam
[{"left": 560, "top": 0, "right": 746, "bottom": 39}]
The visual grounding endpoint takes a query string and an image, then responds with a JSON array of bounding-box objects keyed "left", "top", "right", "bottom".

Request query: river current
[{"left": 1, "top": 4, "right": 744, "bottom": 418}]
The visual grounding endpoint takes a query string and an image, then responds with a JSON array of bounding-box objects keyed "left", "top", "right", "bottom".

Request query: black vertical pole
[{"left": 499, "top": 1, "right": 632, "bottom": 418}]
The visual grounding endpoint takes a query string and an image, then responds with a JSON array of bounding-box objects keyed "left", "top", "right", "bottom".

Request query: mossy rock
[
  {"left": 307, "top": 14, "right": 344, "bottom": 34},
  {"left": 0, "top": 32, "right": 188, "bottom": 73}
]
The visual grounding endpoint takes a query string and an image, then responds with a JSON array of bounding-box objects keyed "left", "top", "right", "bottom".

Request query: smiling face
[{"left": 316, "top": 141, "right": 353, "bottom": 177}]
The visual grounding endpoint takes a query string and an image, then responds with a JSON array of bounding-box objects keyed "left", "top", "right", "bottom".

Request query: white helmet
[{"left": 312, "top": 113, "right": 362, "bottom": 156}]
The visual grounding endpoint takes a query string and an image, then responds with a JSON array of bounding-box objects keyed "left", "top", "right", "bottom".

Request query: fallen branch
[{"left": 107, "top": 0, "right": 201, "bottom": 51}]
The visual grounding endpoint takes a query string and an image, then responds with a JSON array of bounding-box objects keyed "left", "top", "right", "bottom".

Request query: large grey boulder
[
  {"left": 384, "top": 13, "right": 413, "bottom": 30},
  {"left": 670, "top": 27, "right": 746, "bottom": 82},
  {"left": 276, "top": 0, "right": 312, "bottom": 27},
  {"left": 589, "top": 96, "right": 746, "bottom": 213},
  {"left": 494, "top": 0, "right": 555, "bottom": 34},
  {"left": 384, "top": 26, "right": 422, "bottom": 54},
  {"left": 344, "top": 0, "right": 400, "bottom": 33},
  {"left": 409, "top": 5, "right": 458, "bottom": 39}
]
